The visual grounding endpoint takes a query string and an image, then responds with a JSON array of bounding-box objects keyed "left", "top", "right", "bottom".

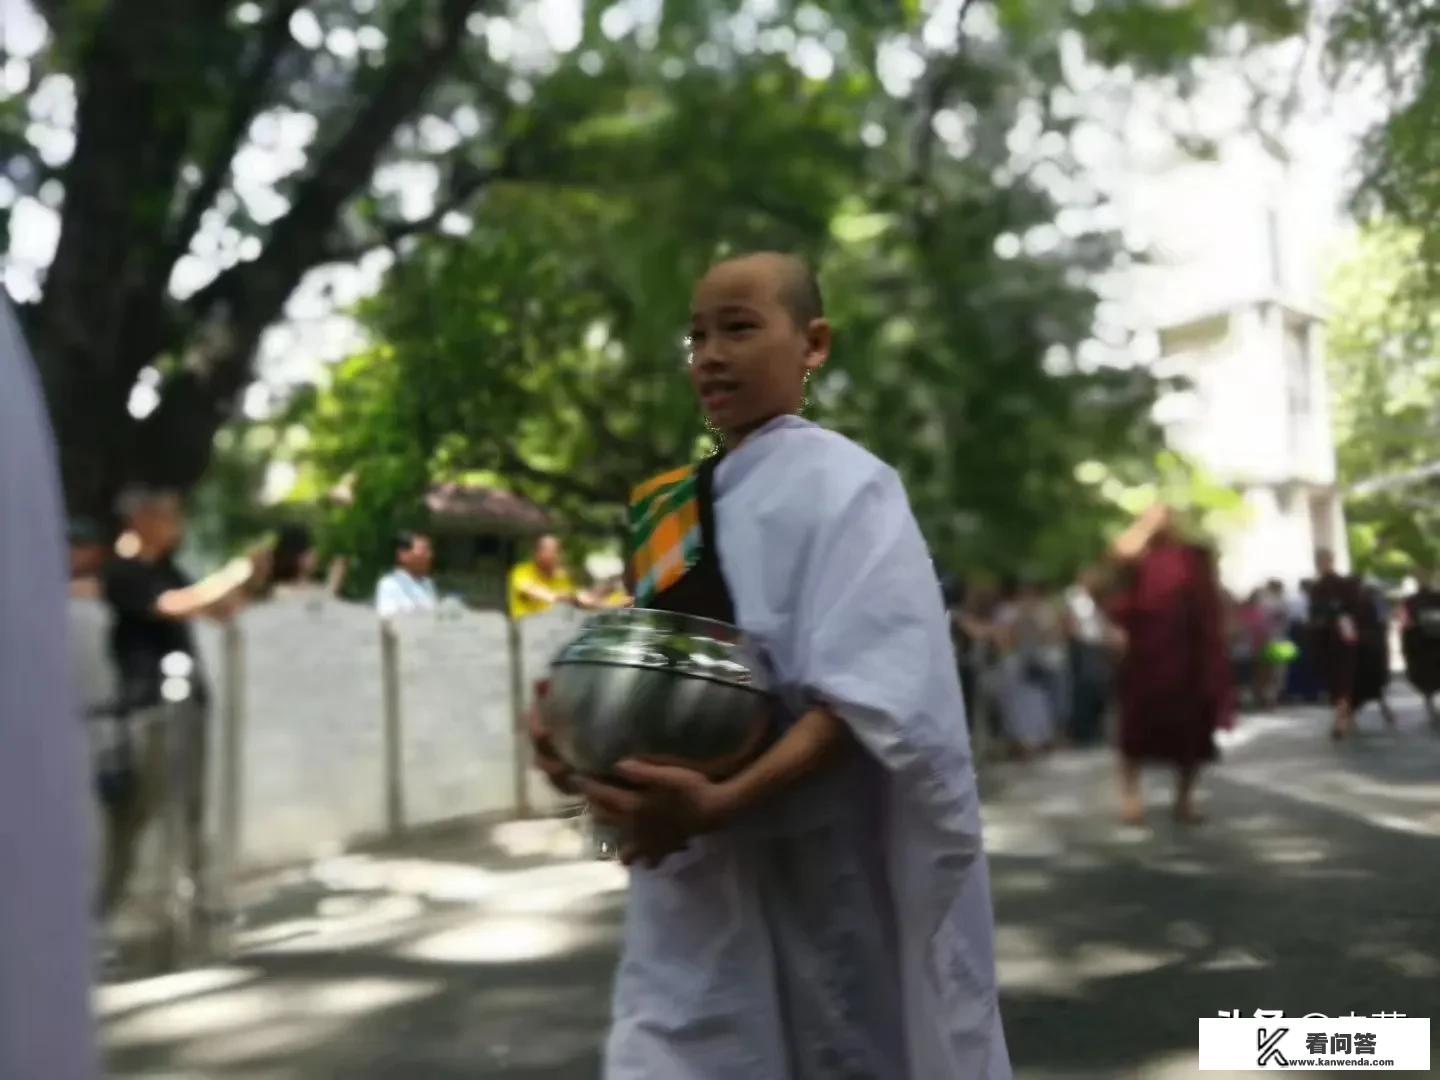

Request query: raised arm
[
  {"left": 154, "top": 554, "right": 265, "bottom": 620},
  {"left": 1111, "top": 504, "right": 1171, "bottom": 563}
]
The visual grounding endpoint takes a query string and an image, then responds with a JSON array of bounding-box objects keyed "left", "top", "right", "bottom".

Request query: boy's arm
[
  {"left": 711, "top": 704, "right": 848, "bottom": 811},
  {"left": 577, "top": 705, "right": 851, "bottom": 866}
]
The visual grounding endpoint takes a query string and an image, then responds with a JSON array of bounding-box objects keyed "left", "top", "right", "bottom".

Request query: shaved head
[
  {"left": 708, "top": 252, "right": 823, "bottom": 329},
  {"left": 688, "top": 251, "right": 832, "bottom": 444}
]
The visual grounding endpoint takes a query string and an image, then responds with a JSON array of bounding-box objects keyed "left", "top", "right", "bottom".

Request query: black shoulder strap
[{"left": 696, "top": 455, "right": 722, "bottom": 553}]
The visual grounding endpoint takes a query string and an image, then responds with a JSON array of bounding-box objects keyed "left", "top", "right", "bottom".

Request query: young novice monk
[{"left": 532, "top": 252, "right": 1011, "bottom": 1079}]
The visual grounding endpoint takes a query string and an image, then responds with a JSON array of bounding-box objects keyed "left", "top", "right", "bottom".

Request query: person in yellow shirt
[{"left": 509, "top": 535, "right": 582, "bottom": 619}]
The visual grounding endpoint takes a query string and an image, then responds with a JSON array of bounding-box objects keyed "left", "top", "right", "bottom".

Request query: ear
[{"left": 803, "top": 318, "right": 832, "bottom": 376}]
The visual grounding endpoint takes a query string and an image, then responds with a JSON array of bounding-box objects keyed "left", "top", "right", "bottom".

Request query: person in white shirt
[{"left": 375, "top": 530, "right": 438, "bottom": 617}]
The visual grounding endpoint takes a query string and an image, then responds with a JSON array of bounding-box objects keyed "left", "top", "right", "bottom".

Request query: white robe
[
  {"left": 606, "top": 416, "right": 1011, "bottom": 1079},
  {"left": 0, "top": 298, "right": 100, "bottom": 1078}
]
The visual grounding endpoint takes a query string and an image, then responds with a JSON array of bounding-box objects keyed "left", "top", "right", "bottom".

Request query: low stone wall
[{"left": 194, "top": 599, "right": 586, "bottom": 875}]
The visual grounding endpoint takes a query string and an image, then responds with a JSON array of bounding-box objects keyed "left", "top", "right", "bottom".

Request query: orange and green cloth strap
[{"left": 629, "top": 464, "right": 702, "bottom": 608}]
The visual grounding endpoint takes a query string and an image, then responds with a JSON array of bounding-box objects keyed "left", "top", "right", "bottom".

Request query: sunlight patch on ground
[
  {"left": 97, "top": 966, "right": 259, "bottom": 1018},
  {"left": 107, "top": 982, "right": 292, "bottom": 1044},
  {"left": 997, "top": 943, "right": 1182, "bottom": 997},
  {"left": 237, "top": 893, "right": 427, "bottom": 956},
  {"left": 107, "top": 972, "right": 443, "bottom": 1065},
  {"left": 311, "top": 854, "right": 497, "bottom": 902},
  {"left": 1348, "top": 942, "right": 1440, "bottom": 979},
  {"left": 1193, "top": 946, "right": 1269, "bottom": 973},
  {"left": 1246, "top": 835, "right": 1331, "bottom": 866},
  {"left": 489, "top": 817, "right": 591, "bottom": 859},
  {"left": 995, "top": 923, "right": 1181, "bottom": 996},
  {"left": 301, "top": 851, "right": 627, "bottom": 912},
  {"left": 1223, "top": 761, "right": 1440, "bottom": 839},
  {"left": 483, "top": 861, "right": 628, "bottom": 915},
  {"left": 983, "top": 820, "right": 1065, "bottom": 858},
  {"left": 307, "top": 975, "right": 442, "bottom": 1016},
  {"left": 1216, "top": 715, "right": 1313, "bottom": 751},
  {"left": 1334, "top": 773, "right": 1440, "bottom": 804},
  {"left": 398, "top": 915, "right": 591, "bottom": 965},
  {"left": 1138, "top": 1048, "right": 1257, "bottom": 1079}
]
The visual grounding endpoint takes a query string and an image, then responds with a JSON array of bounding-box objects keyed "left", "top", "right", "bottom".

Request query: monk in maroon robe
[{"left": 1106, "top": 505, "right": 1233, "bottom": 825}]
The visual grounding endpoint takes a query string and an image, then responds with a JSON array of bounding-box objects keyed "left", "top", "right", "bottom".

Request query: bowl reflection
[{"left": 539, "top": 608, "right": 775, "bottom": 779}]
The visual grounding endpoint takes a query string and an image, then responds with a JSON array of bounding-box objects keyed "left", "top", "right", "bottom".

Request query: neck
[{"left": 720, "top": 410, "right": 795, "bottom": 449}]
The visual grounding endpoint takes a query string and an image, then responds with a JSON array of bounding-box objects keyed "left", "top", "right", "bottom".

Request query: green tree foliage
[
  {"left": 1328, "top": 0, "right": 1440, "bottom": 271},
  {"left": 297, "top": 0, "right": 1303, "bottom": 584},
  {"left": 1326, "top": 221, "right": 1440, "bottom": 577}
]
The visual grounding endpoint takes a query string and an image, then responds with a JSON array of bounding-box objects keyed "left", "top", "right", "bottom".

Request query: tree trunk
[{"left": 28, "top": 0, "right": 493, "bottom": 525}]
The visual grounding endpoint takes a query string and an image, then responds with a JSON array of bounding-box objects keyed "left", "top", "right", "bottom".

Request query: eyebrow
[{"left": 692, "top": 303, "right": 763, "bottom": 319}]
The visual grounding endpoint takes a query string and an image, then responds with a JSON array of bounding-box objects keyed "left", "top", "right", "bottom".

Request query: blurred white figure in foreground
[{"left": 0, "top": 297, "right": 99, "bottom": 1077}]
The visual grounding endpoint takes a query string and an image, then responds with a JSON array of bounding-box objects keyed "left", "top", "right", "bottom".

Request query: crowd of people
[{"left": 947, "top": 530, "right": 1439, "bottom": 821}]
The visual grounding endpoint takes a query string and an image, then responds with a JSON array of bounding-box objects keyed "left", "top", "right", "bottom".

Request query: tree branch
[
  {"left": 909, "top": 0, "right": 980, "bottom": 187},
  {"left": 320, "top": 156, "right": 512, "bottom": 265},
  {"left": 167, "top": 0, "right": 304, "bottom": 264},
  {"left": 184, "top": 0, "right": 494, "bottom": 402}
]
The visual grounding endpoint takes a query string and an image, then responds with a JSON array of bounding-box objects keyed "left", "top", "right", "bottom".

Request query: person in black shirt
[{"left": 99, "top": 488, "right": 269, "bottom": 925}]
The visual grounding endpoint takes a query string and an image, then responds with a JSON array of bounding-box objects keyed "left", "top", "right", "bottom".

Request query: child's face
[{"left": 687, "top": 256, "right": 829, "bottom": 443}]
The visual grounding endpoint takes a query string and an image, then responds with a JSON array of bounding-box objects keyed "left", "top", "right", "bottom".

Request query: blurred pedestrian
[
  {"left": 1308, "top": 549, "right": 1392, "bottom": 739},
  {"left": 0, "top": 296, "right": 100, "bottom": 1078},
  {"left": 1106, "top": 505, "right": 1232, "bottom": 825},
  {"left": 375, "top": 530, "right": 437, "bottom": 617},
  {"left": 1399, "top": 572, "right": 1440, "bottom": 726},
  {"left": 509, "top": 533, "right": 593, "bottom": 619},
  {"left": 942, "top": 574, "right": 983, "bottom": 733},
  {"left": 1258, "top": 580, "right": 1293, "bottom": 707},
  {"left": 68, "top": 519, "right": 117, "bottom": 720},
  {"left": 1231, "top": 590, "right": 1270, "bottom": 709},
  {"left": 954, "top": 582, "right": 1004, "bottom": 751},
  {"left": 1065, "top": 567, "right": 1115, "bottom": 746},
  {"left": 99, "top": 488, "right": 268, "bottom": 920},
  {"left": 67, "top": 519, "right": 124, "bottom": 945},
  {"left": 270, "top": 523, "right": 347, "bottom": 600},
  {"left": 992, "top": 579, "right": 1064, "bottom": 758},
  {"left": 1283, "top": 579, "right": 1322, "bottom": 703},
  {"left": 1357, "top": 578, "right": 1396, "bottom": 730}
]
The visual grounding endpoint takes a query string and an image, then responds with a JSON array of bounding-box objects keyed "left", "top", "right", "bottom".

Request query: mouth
[{"left": 698, "top": 377, "right": 740, "bottom": 410}]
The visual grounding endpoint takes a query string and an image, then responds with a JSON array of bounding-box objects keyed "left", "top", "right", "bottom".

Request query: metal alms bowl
[{"left": 539, "top": 608, "right": 775, "bottom": 779}]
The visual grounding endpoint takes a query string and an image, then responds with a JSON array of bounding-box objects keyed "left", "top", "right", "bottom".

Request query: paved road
[{"left": 103, "top": 698, "right": 1440, "bottom": 1078}]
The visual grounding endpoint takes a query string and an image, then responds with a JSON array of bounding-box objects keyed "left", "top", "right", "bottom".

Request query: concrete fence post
[
  {"left": 213, "top": 618, "right": 245, "bottom": 949},
  {"left": 380, "top": 621, "right": 405, "bottom": 838},
  {"left": 509, "top": 616, "right": 531, "bottom": 817}
]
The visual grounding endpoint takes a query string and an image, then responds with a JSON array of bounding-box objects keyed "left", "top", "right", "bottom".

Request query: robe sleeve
[{"left": 791, "top": 464, "right": 983, "bottom": 848}]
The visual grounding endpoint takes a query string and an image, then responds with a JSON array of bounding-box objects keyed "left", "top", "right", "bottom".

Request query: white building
[{"left": 1121, "top": 138, "right": 1350, "bottom": 592}]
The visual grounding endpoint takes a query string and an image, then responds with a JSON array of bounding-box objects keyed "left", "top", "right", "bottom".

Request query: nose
[{"left": 691, "top": 336, "right": 727, "bottom": 372}]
